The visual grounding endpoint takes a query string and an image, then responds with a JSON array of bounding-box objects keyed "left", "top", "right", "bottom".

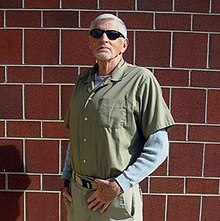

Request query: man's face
[{"left": 88, "top": 19, "right": 128, "bottom": 61}]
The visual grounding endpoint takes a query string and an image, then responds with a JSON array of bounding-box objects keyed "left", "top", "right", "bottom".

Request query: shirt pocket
[{"left": 97, "top": 98, "right": 127, "bottom": 129}]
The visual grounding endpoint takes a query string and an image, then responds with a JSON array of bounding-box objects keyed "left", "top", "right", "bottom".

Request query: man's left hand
[{"left": 87, "top": 179, "right": 122, "bottom": 214}]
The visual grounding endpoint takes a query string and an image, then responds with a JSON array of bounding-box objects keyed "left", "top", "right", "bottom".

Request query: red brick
[
  {"left": 189, "top": 125, "right": 220, "bottom": 142},
  {"left": 175, "top": 0, "right": 210, "bottom": 12},
  {"left": 212, "top": 0, "right": 220, "bottom": 12},
  {"left": 204, "top": 144, "right": 220, "bottom": 177},
  {"left": 43, "top": 175, "right": 61, "bottom": 191},
  {"left": 193, "top": 15, "right": 220, "bottom": 32},
  {"left": 0, "top": 85, "right": 22, "bottom": 119},
  {"left": 62, "top": 0, "right": 97, "bottom": 9},
  {"left": 156, "top": 13, "right": 191, "bottom": 31},
  {"left": 43, "top": 67, "right": 78, "bottom": 83},
  {"left": 43, "top": 122, "right": 68, "bottom": 138},
  {"left": 136, "top": 32, "right": 171, "bottom": 67},
  {"left": 207, "top": 90, "right": 220, "bottom": 124},
  {"left": 79, "top": 66, "right": 91, "bottom": 73},
  {"left": 6, "top": 10, "right": 41, "bottom": 27},
  {"left": 0, "top": 174, "right": 5, "bottom": 189},
  {"left": 25, "top": 85, "right": 59, "bottom": 120},
  {"left": 61, "top": 197, "right": 68, "bottom": 221},
  {"left": 173, "top": 33, "right": 207, "bottom": 68},
  {"left": 140, "top": 178, "right": 148, "bottom": 193},
  {"left": 100, "top": 0, "right": 134, "bottom": 10},
  {"left": 80, "top": 12, "right": 117, "bottom": 28},
  {"left": 119, "top": 12, "right": 153, "bottom": 29},
  {"left": 191, "top": 70, "right": 220, "bottom": 88},
  {"left": 61, "top": 85, "right": 74, "bottom": 119},
  {"left": 7, "top": 66, "right": 41, "bottom": 83},
  {"left": 25, "top": 140, "right": 59, "bottom": 173},
  {"left": 8, "top": 174, "right": 40, "bottom": 190},
  {"left": 24, "top": 30, "right": 59, "bottom": 65},
  {"left": 150, "top": 177, "right": 184, "bottom": 193},
  {"left": 169, "top": 125, "right": 187, "bottom": 141},
  {"left": 0, "top": 192, "right": 24, "bottom": 220},
  {"left": 0, "top": 140, "right": 23, "bottom": 172},
  {"left": 143, "top": 195, "right": 166, "bottom": 221},
  {"left": 26, "top": 192, "right": 59, "bottom": 221},
  {"left": 169, "top": 143, "right": 203, "bottom": 176},
  {"left": 202, "top": 197, "right": 220, "bottom": 221},
  {"left": 43, "top": 11, "right": 78, "bottom": 28},
  {"left": 25, "top": 0, "right": 59, "bottom": 8},
  {"left": 0, "top": 0, "right": 22, "bottom": 8},
  {"left": 0, "top": 66, "right": 4, "bottom": 82},
  {"left": 0, "top": 121, "right": 4, "bottom": 137},
  {"left": 151, "top": 160, "right": 168, "bottom": 176},
  {"left": 0, "top": 11, "right": 3, "bottom": 27},
  {"left": 0, "top": 139, "right": 23, "bottom": 147},
  {"left": 172, "top": 88, "right": 206, "bottom": 123},
  {"left": 138, "top": 0, "right": 173, "bottom": 11},
  {"left": 209, "top": 34, "right": 220, "bottom": 69},
  {"left": 155, "top": 69, "right": 189, "bottom": 86},
  {"left": 62, "top": 30, "right": 94, "bottom": 65},
  {"left": 186, "top": 178, "right": 219, "bottom": 194},
  {"left": 167, "top": 196, "right": 200, "bottom": 221},
  {"left": 0, "top": 30, "right": 22, "bottom": 64},
  {"left": 7, "top": 121, "right": 41, "bottom": 138},
  {"left": 161, "top": 88, "right": 170, "bottom": 108}
]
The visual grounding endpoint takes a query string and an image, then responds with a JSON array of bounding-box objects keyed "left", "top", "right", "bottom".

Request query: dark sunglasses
[{"left": 90, "top": 29, "right": 125, "bottom": 40}]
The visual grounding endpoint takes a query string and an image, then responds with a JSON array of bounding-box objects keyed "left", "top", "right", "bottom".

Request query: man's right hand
[{"left": 62, "top": 179, "right": 72, "bottom": 202}]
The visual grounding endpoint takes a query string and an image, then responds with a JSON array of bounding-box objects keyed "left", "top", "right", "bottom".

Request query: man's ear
[{"left": 121, "top": 38, "right": 129, "bottom": 53}]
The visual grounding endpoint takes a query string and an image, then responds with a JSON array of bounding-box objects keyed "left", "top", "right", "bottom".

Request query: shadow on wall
[{"left": 0, "top": 145, "right": 31, "bottom": 221}]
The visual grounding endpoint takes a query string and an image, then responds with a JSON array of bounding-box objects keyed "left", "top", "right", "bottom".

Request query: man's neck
[{"left": 97, "top": 56, "right": 122, "bottom": 76}]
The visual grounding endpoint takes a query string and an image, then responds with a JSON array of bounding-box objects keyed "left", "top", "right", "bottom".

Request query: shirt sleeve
[
  {"left": 115, "top": 129, "right": 169, "bottom": 192},
  {"left": 61, "top": 143, "right": 73, "bottom": 181},
  {"left": 137, "top": 74, "right": 175, "bottom": 138}
]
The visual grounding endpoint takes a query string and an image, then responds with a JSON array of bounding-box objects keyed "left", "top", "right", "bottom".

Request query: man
[{"left": 62, "top": 13, "right": 174, "bottom": 221}]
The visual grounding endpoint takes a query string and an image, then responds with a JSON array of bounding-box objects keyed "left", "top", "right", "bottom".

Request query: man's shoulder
[{"left": 125, "top": 62, "right": 154, "bottom": 79}]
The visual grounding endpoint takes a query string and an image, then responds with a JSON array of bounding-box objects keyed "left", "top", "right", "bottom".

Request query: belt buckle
[{"left": 81, "top": 178, "right": 92, "bottom": 189}]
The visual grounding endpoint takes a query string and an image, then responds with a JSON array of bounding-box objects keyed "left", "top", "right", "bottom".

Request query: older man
[{"left": 62, "top": 14, "right": 174, "bottom": 221}]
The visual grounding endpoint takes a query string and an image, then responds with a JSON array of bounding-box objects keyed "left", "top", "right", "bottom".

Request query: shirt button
[
  {"left": 83, "top": 138, "right": 87, "bottom": 142},
  {"left": 84, "top": 117, "right": 88, "bottom": 121},
  {"left": 83, "top": 160, "right": 86, "bottom": 163}
]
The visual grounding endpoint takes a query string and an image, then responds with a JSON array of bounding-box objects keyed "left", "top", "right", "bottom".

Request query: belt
[{"left": 73, "top": 173, "right": 98, "bottom": 189}]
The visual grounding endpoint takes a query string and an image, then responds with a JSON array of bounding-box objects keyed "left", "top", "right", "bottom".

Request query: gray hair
[{"left": 89, "top": 14, "right": 127, "bottom": 38}]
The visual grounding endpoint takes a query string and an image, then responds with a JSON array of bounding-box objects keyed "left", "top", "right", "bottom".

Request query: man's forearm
[{"left": 115, "top": 129, "right": 169, "bottom": 192}]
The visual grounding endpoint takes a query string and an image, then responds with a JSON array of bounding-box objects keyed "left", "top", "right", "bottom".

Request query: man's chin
[
  {"left": 95, "top": 52, "right": 112, "bottom": 61},
  {"left": 96, "top": 56, "right": 112, "bottom": 61}
]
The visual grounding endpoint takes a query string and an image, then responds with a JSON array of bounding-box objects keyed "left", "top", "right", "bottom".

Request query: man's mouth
[{"left": 97, "top": 46, "right": 110, "bottom": 52}]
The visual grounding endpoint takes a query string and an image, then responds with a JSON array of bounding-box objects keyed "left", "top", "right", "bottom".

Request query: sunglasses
[{"left": 90, "top": 29, "right": 125, "bottom": 40}]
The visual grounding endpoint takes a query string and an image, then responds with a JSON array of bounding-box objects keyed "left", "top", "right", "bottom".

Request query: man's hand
[
  {"left": 87, "top": 179, "right": 122, "bottom": 214},
  {"left": 61, "top": 179, "right": 72, "bottom": 202}
]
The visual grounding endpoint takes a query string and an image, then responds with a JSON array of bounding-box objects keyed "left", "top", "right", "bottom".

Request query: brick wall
[{"left": 0, "top": 0, "right": 219, "bottom": 220}]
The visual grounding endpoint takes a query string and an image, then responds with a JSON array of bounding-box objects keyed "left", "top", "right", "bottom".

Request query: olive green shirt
[{"left": 64, "top": 59, "right": 174, "bottom": 180}]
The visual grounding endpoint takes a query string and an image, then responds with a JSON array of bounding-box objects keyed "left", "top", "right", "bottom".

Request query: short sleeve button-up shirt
[{"left": 64, "top": 59, "right": 174, "bottom": 179}]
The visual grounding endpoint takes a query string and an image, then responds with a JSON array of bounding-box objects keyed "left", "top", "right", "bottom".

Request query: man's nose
[{"left": 100, "top": 33, "right": 109, "bottom": 41}]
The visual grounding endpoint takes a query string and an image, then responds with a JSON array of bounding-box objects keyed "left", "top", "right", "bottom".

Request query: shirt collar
[{"left": 82, "top": 58, "right": 128, "bottom": 84}]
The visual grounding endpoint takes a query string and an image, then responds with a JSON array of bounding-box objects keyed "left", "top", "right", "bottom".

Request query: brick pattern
[{"left": 0, "top": 1, "right": 220, "bottom": 220}]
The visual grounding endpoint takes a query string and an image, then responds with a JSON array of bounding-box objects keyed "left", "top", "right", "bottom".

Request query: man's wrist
[{"left": 109, "top": 179, "right": 123, "bottom": 195}]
